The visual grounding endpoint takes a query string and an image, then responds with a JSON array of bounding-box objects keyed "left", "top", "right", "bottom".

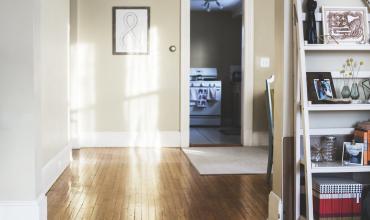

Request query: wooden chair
[{"left": 265, "top": 75, "right": 274, "bottom": 185}]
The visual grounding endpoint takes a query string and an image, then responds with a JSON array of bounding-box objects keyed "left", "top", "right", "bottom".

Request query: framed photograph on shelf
[
  {"left": 342, "top": 142, "right": 364, "bottom": 165},
  {"left": 306, "top": 72, "right": 337, "bottom": 104},
  {"left": 322, "top": 6, "right": 369, "bottom": 44},
  {"left": 112, "top": 7, "right": 150, "bottom": 55}
]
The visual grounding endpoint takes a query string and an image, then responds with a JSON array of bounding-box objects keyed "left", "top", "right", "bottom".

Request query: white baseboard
[
  {"left": 72, "top": 131, "right": 181, "bottom": 148},
  {"left": 252, "top": 131, "right": 268, "bottom": 146},
  {"left": 42, "top": 144, "right": 72, "bottom": 194},
  {"left": 0, "top": 195, "right": 47, "bottom": 220},
  {"left": 268, "top": 191, "right": 282, "bottom": 220}
]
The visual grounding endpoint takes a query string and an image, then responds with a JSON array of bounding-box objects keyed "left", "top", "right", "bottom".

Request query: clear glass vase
[
  {"left": 341, "top": 85, "right": 351, "bottom": 99},
  {"left": 350, "top": 82, "right": 360, "bottom": 100},
  {"left": 321, "top": 136, "right": 337, "bottom": 162}
]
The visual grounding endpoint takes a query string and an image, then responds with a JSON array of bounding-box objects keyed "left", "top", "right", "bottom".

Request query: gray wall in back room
[{"left": 191, "top": 11, "right": 242, "bottom": 126}]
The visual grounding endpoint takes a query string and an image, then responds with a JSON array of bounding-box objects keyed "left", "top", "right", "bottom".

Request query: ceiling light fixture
[{"left": 202, "top": 0, "right": 224, "bottom": 12}]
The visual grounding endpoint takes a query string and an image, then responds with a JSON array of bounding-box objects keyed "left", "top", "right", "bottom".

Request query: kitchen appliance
[{"left": 190, "top": 68, "right": 222, "bottom": 126}]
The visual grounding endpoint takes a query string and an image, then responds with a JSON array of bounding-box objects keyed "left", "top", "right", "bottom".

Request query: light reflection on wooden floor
[{"left": 47, "top": 148, "right": 268, "bottom": 220}]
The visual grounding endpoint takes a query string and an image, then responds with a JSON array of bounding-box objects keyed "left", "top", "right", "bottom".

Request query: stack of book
[
  {"left": 313, "top": 177, "right": 362, "bottom": 219},
  {"left": 354, "top": 121, "right": 370, "bottom": 165}
]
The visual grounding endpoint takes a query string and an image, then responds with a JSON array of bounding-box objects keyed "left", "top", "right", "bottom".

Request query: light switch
[{"left": 260, "top": 57, "right": 270, "bottom": 68}]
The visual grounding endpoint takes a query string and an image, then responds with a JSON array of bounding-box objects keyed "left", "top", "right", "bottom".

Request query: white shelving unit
[{"left": 293, "top": 0, "right": 370, "bottom": 219}]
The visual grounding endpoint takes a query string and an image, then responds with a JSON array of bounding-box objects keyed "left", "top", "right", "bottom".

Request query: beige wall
[
  {"left": 190, "top": 11, "right": 242, "bottom": 125},
  {"left": 70, "top": 0, "right": 180, "bottom": 141},
  {"left": 0, "top": 0, "right": 69, "bottom": 201},
  {"left": 253, "top": 0, "right": 275, "bottom": 132},
  {"left": 273, "top": 0, "right": 293, "bottom": 199}
]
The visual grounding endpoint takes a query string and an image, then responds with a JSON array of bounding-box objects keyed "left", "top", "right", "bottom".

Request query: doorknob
[{"left": 169, "top": 45, "right": 176, "bottom": 52}]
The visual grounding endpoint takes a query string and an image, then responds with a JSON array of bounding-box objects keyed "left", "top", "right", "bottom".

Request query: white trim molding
[
  {"left": 0, "top": 195, "right": 47, "bottom": 220},
  {"left": 72, "top": 131, "right": 181, "bottom": 148},
  {"left": 252, "top": 131, "right": 269, "bottom": 146},
  {"left": 42, "top": 144, "right": 72, "bottom": 194},
  {"left": 180, "top": 0, "right": 191, "bottom": 148},
  {"left": 241, "top": 0, "right": 255, "bottom": 146}
]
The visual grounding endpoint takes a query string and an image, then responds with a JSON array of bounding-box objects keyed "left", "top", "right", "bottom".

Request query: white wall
[
  {"left": 0, "top": 0, "right": 40, "bottom": 201},
  {"left": 0, "top": 0, "right": 69, "bottom": 204},
  {"left": 40, "top": 0, "right": 70, "bottom": 167}
]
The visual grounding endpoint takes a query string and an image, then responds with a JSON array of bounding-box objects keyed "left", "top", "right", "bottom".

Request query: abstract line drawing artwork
[
  {"left": 322, "top": 7, "right": 369, "bottom": 44},
  {"left": 113, "top": 7, "right": 150, "bottom": 55}
]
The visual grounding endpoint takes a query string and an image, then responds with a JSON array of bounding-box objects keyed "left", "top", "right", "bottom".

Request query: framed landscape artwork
[
  {"left": 113, "top": 7, "right": 150, "bottom": 55},
  {"left": 322, "top": 7, "right": 369, "bottom": 44}
]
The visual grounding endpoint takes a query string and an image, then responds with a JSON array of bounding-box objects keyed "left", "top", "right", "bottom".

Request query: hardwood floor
[{"left": 47, "top": 148, "right": 269, "bottom": 220}]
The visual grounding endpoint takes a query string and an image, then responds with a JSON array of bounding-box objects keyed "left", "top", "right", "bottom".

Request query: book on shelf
[
  {"left": 354, "top": 127, "right": 370, "bottom": 165},
  {"left": 313, "top": 177, "right": 362, "bottom": 220}
]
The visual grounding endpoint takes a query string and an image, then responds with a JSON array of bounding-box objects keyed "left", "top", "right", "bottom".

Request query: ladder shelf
[{"left": 293, "top": 0, "right": 370, "bottom": 219}]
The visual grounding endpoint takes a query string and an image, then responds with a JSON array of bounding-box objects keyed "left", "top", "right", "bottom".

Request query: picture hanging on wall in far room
[
  {"left": 306, "top": 72, "right": 336, "bottom": 104},
  {"left": 112, "top": 7, "right": 150, "bottom": 55},
  {"left": 322, "top": 6, "right": 369, "bottom": 44}
]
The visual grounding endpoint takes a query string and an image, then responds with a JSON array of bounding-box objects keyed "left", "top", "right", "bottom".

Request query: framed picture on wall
[
  {"left": 112, "top": 7, "right": 150, "bottom": 55},
  {"left": 322, "top": 6, "right": 369, "bottom": 44},
  {"left": 306, "top": 72, "right": 337, "bottom": 104}
]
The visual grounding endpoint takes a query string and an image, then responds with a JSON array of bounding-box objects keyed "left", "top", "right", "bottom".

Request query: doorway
[
  {"left": 189, "top": 0, "right": 243, "bottom": 146},
  {"left": 180, "top": 0, "right": 254, "bottom": 148}
]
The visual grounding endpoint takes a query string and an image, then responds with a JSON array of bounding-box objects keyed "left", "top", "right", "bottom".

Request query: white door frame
[{"left": 180, "top": 0, "right": 254, "bottom": 148}]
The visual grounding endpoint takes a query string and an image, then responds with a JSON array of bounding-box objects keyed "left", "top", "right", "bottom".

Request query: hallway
[{"left": 47, "top": 148, "right": 269, "bottom": 220}]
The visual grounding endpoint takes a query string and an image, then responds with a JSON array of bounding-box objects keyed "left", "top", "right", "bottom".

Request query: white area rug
[{"left": 183, "top": 147, "right": 268, "bottom": 175}]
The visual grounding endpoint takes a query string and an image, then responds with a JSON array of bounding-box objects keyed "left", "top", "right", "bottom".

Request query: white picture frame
[
  {"left": 113, "top": 7, "right": 150, "bottom": 55},
  {"left": 342, "top": 142, "right": 364, "bottom": 165},
  {"left": 322, "top": 6, "right": 369, "bottom": 44}
]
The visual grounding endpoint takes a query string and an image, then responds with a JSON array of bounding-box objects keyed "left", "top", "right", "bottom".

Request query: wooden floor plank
[{"left": 47, "top": 148, "right": 268, "bottom": 220}]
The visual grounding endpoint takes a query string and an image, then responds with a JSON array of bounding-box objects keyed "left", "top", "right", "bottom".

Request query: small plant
[{"left": 339, "top": 58, "right": 364, "bottom": 85}]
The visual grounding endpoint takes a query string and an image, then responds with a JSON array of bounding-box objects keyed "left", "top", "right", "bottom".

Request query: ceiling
[{"left": 191, "top": 0, "right": 242, "bottom": 11}]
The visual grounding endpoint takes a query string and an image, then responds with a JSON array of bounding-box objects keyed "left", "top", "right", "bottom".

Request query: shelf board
[
  {"left": 306, "top": 104, "right": 370, "bottom": 111},
  {"left": 312, "top": 162, "right": 370, "bottom": 173},
  {"left": 304, "top": 44, "right": 370, "bottom": 51},
  {"left": 331, "top": 71, "right": 370, "bottom": 79},
  {"left": 299, "top": 128, "right": 354, "bottom": 136},
  {"left": 300, "top": 160, "right": 370, "bottom": 173}
]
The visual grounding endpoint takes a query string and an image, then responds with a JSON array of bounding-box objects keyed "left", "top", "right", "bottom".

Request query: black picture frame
[
  {"left": 306, "top": 72, "right": 337, "bottom": 104},
  {"left": 112, "top": 7, "right": 150, "bottom": 55}
]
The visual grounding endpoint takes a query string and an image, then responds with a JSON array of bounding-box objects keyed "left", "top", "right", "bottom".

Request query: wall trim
[
  {"left": 180, "top": 0, "right": 191, "bottom": 148},
  {"left": 42, "top": 144, "right": 72, "bottom": 194},
  {"left": 241, "top": 0, "right": 255, "bottom": 146},
  {"left": 252, "top": 131, "right": 269, "bottom": 146},
  {"left": 72, "top": 131, "right": 181, "bottom": 148},
  {"left": 0, "top": 195, "right": 47, "bottom": 220}
]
